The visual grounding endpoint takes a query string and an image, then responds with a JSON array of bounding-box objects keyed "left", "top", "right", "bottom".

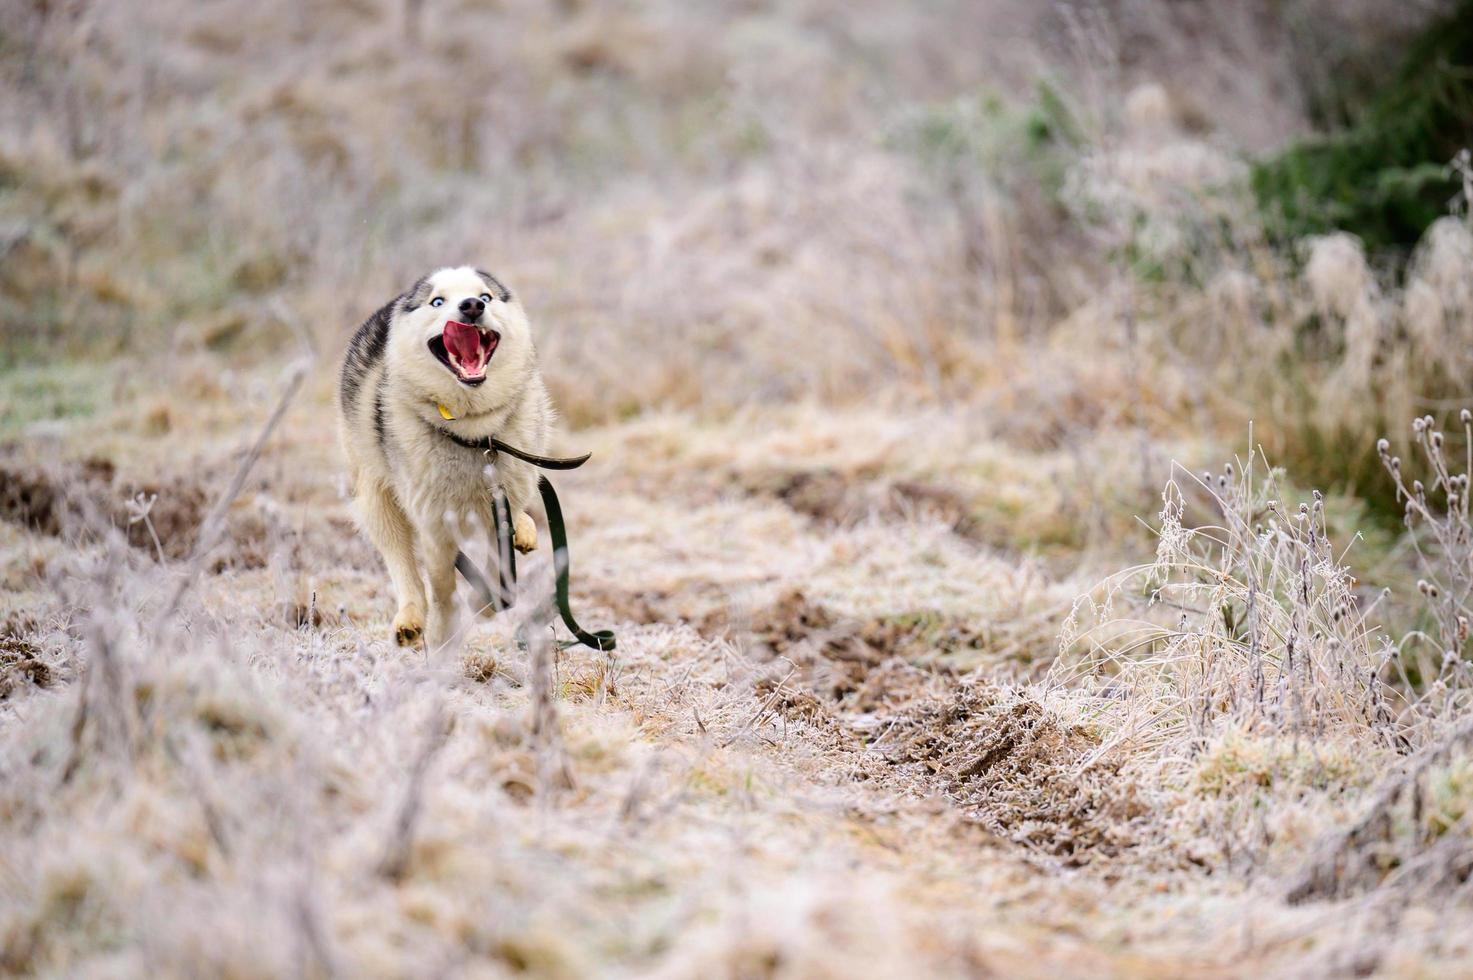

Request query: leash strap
[
  {"left": 538, "top": 476, "right": 616, "bottom": 651},
  {"left": 435, "top": 425, "right": 592, "bottom": 470},
  {"left": 454, "top": 550, "right": 502, "bottom": 610},
  {"left": 445, "top": 426, "right": 615, "bottom": 652}
]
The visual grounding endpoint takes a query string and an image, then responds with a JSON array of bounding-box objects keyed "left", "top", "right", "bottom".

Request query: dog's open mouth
[{"left": 429, "top": 321, "right": 500, "bottom": 386}]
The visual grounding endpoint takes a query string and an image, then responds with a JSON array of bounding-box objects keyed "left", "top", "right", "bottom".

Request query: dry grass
[{"left": 4, "top": 0, "right": 1473, "bottom": 976}]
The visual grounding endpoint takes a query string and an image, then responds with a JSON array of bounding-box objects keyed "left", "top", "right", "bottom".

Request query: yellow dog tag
[{"left": 437, "top": 403, "right": 456, "bottom": 421}]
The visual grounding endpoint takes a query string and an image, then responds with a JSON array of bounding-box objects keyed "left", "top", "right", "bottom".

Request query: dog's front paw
[
  {"left": 513, "top": 511, "right": 537, "bottom": 554},
  {"left": 392, "top": 606, "right": 425, "bottom": 647}
]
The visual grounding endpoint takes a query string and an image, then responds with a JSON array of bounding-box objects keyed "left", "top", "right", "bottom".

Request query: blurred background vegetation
[{"left": 1, "top": 0, "right": 1470, "bottom": 523}]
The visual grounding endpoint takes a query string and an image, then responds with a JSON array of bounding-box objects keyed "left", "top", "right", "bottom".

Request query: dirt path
[{"left": 0, "top": 374, "right": 1420, "bottom": 976}]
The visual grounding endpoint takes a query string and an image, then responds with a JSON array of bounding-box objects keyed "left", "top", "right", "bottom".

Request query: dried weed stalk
[
  {"left": 377, "top": 701, "right": 453, "bottom": 881},
  {"left": 1057, "top": 452, "right": 1402, "bottom": 756},
  {"left": 1378, "top": 411, "right": 1473, "bottom": 715}
]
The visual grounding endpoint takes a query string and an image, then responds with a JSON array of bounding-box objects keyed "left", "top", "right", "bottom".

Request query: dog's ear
[
  {"left": 476, "top": 268, "right": 512, "bottom": 302},
  {"left": 399, "top": 275, "right": 433, "bottom": 313}
]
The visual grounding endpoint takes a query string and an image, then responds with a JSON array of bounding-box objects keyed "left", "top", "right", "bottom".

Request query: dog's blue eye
[
  {"left": 479, "top": 293, "right": 493, "bottom": 303},
  {"left": 430, "top": 297, "right": 444, "bottom": 307}
]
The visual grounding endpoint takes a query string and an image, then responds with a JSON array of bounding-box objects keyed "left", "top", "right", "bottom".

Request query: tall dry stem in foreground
[
  {"left": 519, "top": 591, "right": 570, "bottom": 804},
  {"left": 59, "top": 540, "right": 139, "bottom": 784},
  {"left": 377, "top": 700, "right": 453, "bottom": 882}
]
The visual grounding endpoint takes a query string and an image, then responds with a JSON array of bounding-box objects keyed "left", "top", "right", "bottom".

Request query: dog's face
[{"left": 388, "top": 266, "right": 532, "bottom": 396}]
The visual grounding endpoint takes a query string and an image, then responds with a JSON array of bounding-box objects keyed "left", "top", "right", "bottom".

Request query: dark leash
[{"left": 438, "top": 424, "right": 615, "bottom": 652}]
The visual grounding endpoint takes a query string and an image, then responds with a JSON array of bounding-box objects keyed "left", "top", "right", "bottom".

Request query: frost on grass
[
  {"left": 6, "top": 0, "right": 1473, "bottom": 973},
  {"left": 6, "top": 394, "right": 1473, "bottom": 973}
]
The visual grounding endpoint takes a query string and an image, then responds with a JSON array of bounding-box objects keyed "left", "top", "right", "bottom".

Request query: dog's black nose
[{"left": 458, "top": 296, "right": 485, "bottom": 320}]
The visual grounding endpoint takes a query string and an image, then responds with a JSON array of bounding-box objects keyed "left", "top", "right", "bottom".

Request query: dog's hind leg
[{"left": 357, "top": 481, "right": 427, "bottom": 647}]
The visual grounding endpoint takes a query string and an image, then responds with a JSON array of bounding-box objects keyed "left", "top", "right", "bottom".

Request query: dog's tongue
[{"left": 443, "top": 321, "right": 484, "bottom": 369}]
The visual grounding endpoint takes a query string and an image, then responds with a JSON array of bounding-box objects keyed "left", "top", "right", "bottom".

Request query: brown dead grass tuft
[
  {"left": 276, "top": 598, "right": 328, "bottom": 630},
  {"left": 0, "top": 615, "right": 53, "bottom": 700},
  {"left": 462, "top": 650, "right": 500, "bottom": 685},
  {"left": 753, "top": 674, "right": 835, "bottom": 726}
]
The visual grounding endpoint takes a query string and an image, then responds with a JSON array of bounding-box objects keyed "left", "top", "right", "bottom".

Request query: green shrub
[{"left": 1252, "top": 0, "right": 1473, "bottom": 257}]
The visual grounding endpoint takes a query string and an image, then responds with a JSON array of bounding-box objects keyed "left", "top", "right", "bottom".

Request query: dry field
[{"left": 4, "top": 1, "right": 1473, "bottom": 977}]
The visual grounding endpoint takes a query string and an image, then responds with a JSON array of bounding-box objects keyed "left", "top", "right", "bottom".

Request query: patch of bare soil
[
  {"left": 739, "top": 467, "right": 982, "bottom": 541},
  {"left": 0, "top": 457, "right": 276, "bottom": 569},
  {"left": 724, "top": 588, "right": 1147, "bottom": 864},
  {"left": 590, "top": 586, "right": 989, "bottom": 680},
  {"left": 871, "top": 682, "right": 1149, "bottom": 864},
  {"left": 0, "top": 462, "right": 65, "bottom": 535},
  {"left": 724, "top": 589, "right": 1150, "bottom": 866},
  {"left": 0, "top": 457, "right": 207, "bottom": 557},
  {"left": 744, "top": 589, "right": 988, "bottom": 709},
  {"left": 585, "top": 581, "right": 735, "bottom": 630}
]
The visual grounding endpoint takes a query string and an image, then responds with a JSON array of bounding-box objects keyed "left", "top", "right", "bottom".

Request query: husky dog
[{"left": 338, "top": 266, "right": 551, "bottom": 647}]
